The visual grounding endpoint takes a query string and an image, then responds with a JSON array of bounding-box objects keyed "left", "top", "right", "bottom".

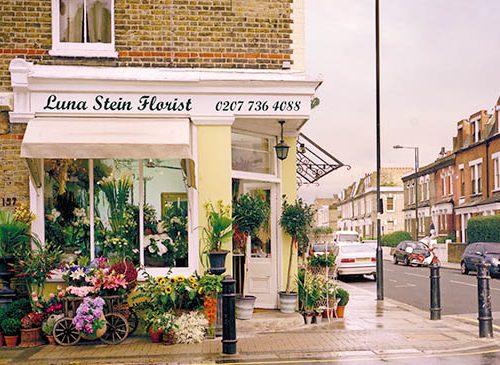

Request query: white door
[{"left": 242, "top": 182, "right": 278, "bottom": 309}]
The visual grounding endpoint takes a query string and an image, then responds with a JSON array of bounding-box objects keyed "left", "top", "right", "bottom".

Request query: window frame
[
  {"left": 492, "top": 152, "right": 500, "bottom": 191},
  {"left": 469, "top": 158, "right": 483, "bottom": 196},
  {"left": 386, "top": 196, "right": 395, "bottom": 212},
  {"left": 38, "top": 158, "right": 195, "bottom": 278},
  {"left": 50, "top": 0, "right": 118, "bottom": 58}
]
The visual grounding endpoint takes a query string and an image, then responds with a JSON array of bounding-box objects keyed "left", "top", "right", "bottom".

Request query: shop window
[
  {"left": 231, "top": 132, "right": 275, "bottom": 175},
  {"left": 51, "top": 0, "right": 117, "bottom": 58},
  {"left": 44, "top": 159, "right": 90, "bottom": 256},
  {"left": 43, "top": 159, "right": 189, "bottom": 271}
]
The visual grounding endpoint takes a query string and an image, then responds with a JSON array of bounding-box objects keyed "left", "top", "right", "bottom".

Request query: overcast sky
[{"left": 299, "top": 0, "right": 500, "bottom": 202}]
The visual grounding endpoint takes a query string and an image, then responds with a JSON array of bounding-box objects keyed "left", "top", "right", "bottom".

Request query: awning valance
[{"left": 21, "top": 118, "right": 191, "bottom": 159}]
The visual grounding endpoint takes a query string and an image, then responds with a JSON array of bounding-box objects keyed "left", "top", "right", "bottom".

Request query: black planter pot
[
  {"left": 208, "top": 251, "right": 229, "bottom": 275},
  {"left": 0, "top": 256, "right": 15, "bottom": 295}
]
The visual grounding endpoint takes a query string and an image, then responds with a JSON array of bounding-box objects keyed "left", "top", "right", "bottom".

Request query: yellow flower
[
  {"left": 188, "top": 276, "right": 196, "bottom": 284},
  {"left": 155, "top": 276, "right": 165, "bottom": 284},
  {"left": 176, "top": 276, "right": 185, "bottom": 282},
  {"left": 165, "top": 286, "right": 173, "bottom": 294},
  {"left": 170, "top": 277, "right": 177, "bottom": 283},
  {"left": 197, "top": 287, "right": 203, "bottom": 295},
  {"left": 192, "top": 283, "right": 199, "bottom": 288},
  {"left": 157, "top": 277, "right": 166, "bottom": 286}
]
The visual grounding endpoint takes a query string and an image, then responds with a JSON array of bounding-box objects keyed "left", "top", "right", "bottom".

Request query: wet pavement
[{"left": 1, "top": 282, "right": 500, "bottom": 364}]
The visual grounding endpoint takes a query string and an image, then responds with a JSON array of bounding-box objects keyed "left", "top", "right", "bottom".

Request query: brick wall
[{"left": 0, "top": 0, "right": 294, "bottom": 90}]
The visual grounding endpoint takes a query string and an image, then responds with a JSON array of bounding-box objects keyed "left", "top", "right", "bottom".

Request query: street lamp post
[{"left": 393, "top": 145, "right": 419, "bottom": 240}]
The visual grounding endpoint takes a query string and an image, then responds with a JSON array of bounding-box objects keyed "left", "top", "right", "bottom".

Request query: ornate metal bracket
[{"left": 296, "top": 133, "right": 350, "bottom": 187}]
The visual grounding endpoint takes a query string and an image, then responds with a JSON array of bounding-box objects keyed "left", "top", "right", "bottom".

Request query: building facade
[
  {"left": 313, "top": 195, "right": 340, "bottom": 229},
  {"left": 337, "top": 168, "right": 411, "bottom": 238},
  {"left": 0, "top": 0, "right": 319, "bottom": 309}
]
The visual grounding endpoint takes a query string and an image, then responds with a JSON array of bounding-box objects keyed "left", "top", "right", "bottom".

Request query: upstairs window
[
  {"left": 50, "top": 0, "right": 117, "bottom": 58},
  {"left": 469, "top": 159, "right": 482, "bottom": 196},
  {"left": 494, "top": 154, "right": 500, "bottom": 191},
  {"left": 386, "top": 196, "right": 394, "bottom": 212},
  {"left": 460, "top": 168, "right": 465, "bottom": 197},
  {"left": 471, "top": 119, "right": 481, "bottom": 143}
]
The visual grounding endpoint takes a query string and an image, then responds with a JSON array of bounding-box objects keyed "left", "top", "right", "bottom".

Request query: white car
[
  {"left": 334, "top": 230, "right": 362, "bottom": 243},
  {"left": 334, "top": 242, "right": 377, "bottom": 279}
]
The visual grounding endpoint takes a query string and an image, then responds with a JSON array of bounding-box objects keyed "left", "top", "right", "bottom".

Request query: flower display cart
[{"left": 53, "top": 294, "right": 132, "bottom": 346}]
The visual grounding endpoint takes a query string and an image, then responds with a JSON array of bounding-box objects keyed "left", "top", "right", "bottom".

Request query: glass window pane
[
  {"left": 94, "top": 159, "right": 139, "bottom": 262},
  {"left": 143, "top": 159, "right": 188, "bottom": 268},
  {"left": 87, "top": 0, "right": 112, "bottom": 43},
  {"left": 44, "top": 159, "right": 90, "bottom": 256},
  {"left": 60, "top": 0, "right": 84, "bottom": 42},
  {"left": 232, "top": 132, "right": 274, "bottom": 174}
]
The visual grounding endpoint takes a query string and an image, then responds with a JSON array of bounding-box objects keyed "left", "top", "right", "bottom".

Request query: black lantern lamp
[{"left": 274, "top": 120, "right": 290, "bottom": 160}]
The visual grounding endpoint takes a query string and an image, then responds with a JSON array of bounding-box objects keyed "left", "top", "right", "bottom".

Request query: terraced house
[{"left": 0, "top": 0, "right": 321, "bottom": 309}]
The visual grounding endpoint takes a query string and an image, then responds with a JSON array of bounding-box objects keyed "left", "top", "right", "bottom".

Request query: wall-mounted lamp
[{"left": 274, "top": 120, "right": 290, "bottom": 161}]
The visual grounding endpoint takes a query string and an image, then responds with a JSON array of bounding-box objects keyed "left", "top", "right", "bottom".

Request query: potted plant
[
  {"left": 19, "top": 312, "right": 44, "bottom": 347},
  {"left": 232, "top": 193, "right": 270, "bottom": 319},
  {"left": 279, "top": 198, "right": 315, "bottom": 313},
  {"left": 72, "top": 297, "right": 107, "bottom": 339},
  {"left": 1, "top": 318, "right": 21, "bottom": 347},
  {"left": 0, "top": 210, "right": 31, "bottom": 295},
  {"left": 199, "top": 273, "right": 222, "bottom": 337},
  {"left": 143, "top": 309, "right": 164, "bottom": 343},
  {"left": 42, "top": 314, "right": 64, "bottom": 345},
  {"left": 0, "top": 307, "right": 5, "bottom": 346},
  {"left": 335, "top": 287, "right": 350, "bottom": 318},
  {"left": 202, "top": 201, "right": 233, "bottom": 275}
]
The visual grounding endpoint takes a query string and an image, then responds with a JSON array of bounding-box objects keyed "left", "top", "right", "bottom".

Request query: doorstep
[{"left": 236, "top": 309, "right": 304, "bottom": 337}]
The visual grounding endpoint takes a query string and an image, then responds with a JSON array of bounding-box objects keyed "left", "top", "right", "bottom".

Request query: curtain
[
  {"left": 87, "top": 0, "right": 112, "bottom": 43},
  {"left": 59, "top": 0, "right": 84, "bottom": 42}
]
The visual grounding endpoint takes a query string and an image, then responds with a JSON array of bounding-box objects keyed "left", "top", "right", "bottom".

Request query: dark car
[
  {"left": 461, "top": 242, "right": 500, "bottom": 277},
  {"left": 393, "top": 240, "right": 429, "bottom": 266}
]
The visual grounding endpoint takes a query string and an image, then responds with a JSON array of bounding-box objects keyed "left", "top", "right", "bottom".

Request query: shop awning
[{"left": 21, "top": 118, "right": 191, "bottom": 159}]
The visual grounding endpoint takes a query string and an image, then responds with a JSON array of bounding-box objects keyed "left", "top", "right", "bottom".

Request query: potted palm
[
  {"left": 279, "top": 198, "right": 314, "bottom": 313},
  {"left": 335, "top": 287, "right": 350, "bottom": 318},
  {"left": 0, "top": 210, "right": 31, "bottom": 296},
  {"left": 202, "top": 201, "right": 233, "bottom": 275},
  {"left": 232, "top": 193, "right": 270, "bottom": 319}
]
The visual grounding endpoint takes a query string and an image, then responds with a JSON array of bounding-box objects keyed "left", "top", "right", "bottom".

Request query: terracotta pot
[
  {"left": 4, "top": 335, "right": 18, "bottom": 347},
  {"left": 149, "top": 328, "right": 163, "bottom": 343},
  {"left": 336, "top": 305, "right": 346, "bottom": 318},
  {"left": 46, "top": 335, "right": 56, "bottom": 346},
  {"left": 20, "top": 327, "right": 43, "bottom": 347}
]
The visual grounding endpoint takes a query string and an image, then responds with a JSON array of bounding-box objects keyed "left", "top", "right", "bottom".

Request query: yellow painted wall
[
  {"left": 197, "top": 125, "right": 233, "bottom": 275},
  {"left": 280, "top": 136, "right": 298, "bottom": 292}
]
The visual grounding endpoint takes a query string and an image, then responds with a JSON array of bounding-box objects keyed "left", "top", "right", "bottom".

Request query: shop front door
[{"left": 242, "top": 182, "right": 278, "bottom": 309}]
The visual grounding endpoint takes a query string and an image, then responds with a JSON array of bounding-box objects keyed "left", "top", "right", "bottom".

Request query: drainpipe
[{"left": 485, "top": 140, "right": 490, "bottom": 198}]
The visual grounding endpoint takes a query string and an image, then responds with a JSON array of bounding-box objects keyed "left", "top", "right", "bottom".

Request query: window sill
[{"left": 49, "top": 48, "right": 118, "bottom": 58}]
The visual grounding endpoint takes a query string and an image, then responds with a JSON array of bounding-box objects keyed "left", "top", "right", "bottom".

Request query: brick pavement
[{"left": 1, "top": 283, "right": 499, "bottom": 364}]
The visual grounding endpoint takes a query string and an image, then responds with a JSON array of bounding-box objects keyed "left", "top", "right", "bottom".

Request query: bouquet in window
[{"left": 143, "top": 232, "right": 177, "bottom": 267}]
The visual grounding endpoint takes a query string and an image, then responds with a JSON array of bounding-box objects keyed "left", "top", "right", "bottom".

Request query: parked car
[
  {"left": 393, "top": 241, "right": 430, "bottom": 266},
  {"left": 310, "top": 243, "right": 335, "bottom": 256},
  {"left": 334, "top": 242, "right": 376, "bottom": 279},
  {"left": 334, "top": 230, "right": 361, "bottom": 243},
  {"left": 461, "top": 242, "right": 500, "bottom": 277}
]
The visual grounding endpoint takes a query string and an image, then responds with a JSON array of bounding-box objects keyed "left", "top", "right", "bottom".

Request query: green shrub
[
  {"left": 335, "top": 287, "right": 350, "bottom": 306},
  {"left": 1, "top": 318, "right": 21, "bottom": 336},
  {"left": 381, "top": 231, "right": 412, "bottom": 247},
  {"left": 467, "top": 216, "right": 500, "bottom": 243},
  {"left": 5, "top": 298, "right": 32, "bottom": 321},
  {"left": 308, "top": 253, "right": 336, "bottom": 268}
]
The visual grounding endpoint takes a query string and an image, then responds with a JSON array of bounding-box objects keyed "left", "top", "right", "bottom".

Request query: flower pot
[
  {"left": 314, "top": 314, "right": 323, "bottom": 324},
  {"left": 81, "top": 314, "right": 107, "bottom": 340},
  {"left": 336, "top": 305, "right": 346, "bottom": 318},
  {"left": 46, "top": 335, "right": 56, "bottom": 345},
  {"left": 4, "top": 335, "right": 18, "bottom": 347},
  {"left": 235, "top": 295, "right": 256, "bottom": 320},
  {"left": 278, "top": 291, "right": 297, "bottom": 314},
  {"left": 322, "top": 308, "right": 334, "bottom": 319},
  {"left": 19, "top": 327, "right": 44, "bottom": 347},
  {"left": 303, "top": 312, "right": 313, "bottom": 325},
  {"left": 208, "top": 251, "right": 228, "bottom": 275},
  {"left": 149, "top": 328, "right": 163, "bottom": 343},
  {"left": 163, "top": 329, "right": 176, "bottom": 346}
]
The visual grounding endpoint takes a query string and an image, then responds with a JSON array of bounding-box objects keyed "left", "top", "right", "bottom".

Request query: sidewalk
[{"left": 1, "top": 282, "right": 499, "bottom": 365}]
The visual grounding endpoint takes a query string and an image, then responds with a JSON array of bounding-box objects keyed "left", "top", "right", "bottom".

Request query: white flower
[
  {"left": 157, "top": 242, "right": 168, "bottom": 256},
  {"left": 70, "top": 268, "right": 86, "bottom": 281},
  {"left": 157, "top": 222, "right": 166, "bottom": 234}
]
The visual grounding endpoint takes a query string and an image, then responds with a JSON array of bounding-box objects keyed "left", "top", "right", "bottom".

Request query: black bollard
[
  {"left": 476, "top": 262, "right": 493, "bottom": 338},
  {"left": 429, "top": 263, "right": 441, "bottom": 320},
  {"left": 222, "top": 275, "right": 237, "bottom": 354}
]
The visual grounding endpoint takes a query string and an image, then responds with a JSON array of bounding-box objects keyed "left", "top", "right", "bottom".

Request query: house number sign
[{"left": 0, "top": 197, "right": 17, "bottom": 207}]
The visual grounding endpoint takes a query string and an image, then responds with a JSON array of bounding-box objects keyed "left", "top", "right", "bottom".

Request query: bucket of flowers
[{"left": 19, "top": 312, "right": 44, "bottom": 347}]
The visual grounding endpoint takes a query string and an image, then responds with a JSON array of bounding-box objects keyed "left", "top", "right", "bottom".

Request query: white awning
[{"left": 21, "top": 118, "right": 191, "bottom": 159}]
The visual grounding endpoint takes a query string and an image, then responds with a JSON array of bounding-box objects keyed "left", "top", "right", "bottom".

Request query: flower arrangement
[
  {"left": 90, "top": 269, "right": 127, "bottom": 295},
  {"left": 174, "top": 311, "right": 208, "bottom": 344},
  {"left": 110, "top": 259, "right": 138, "bottom": 290},
  {"left": 202, "top": 201, "right": 233, "bottom": 253},
  {"left": 72, "top": 297, "right": 106, "bottom": 336},
  {"left": 21, "top": 312, "right": 44, "bottom": 329}
]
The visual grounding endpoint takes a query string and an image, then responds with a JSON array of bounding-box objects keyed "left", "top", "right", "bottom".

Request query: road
[{"left": 340, "top": 261, "right": 500, "bottom": 323}]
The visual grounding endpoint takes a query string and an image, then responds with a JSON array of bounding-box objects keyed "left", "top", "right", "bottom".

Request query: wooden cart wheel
[
  {"left": 53, "top": 317, "right": 82, "bottom": 346},
  {"left": 127, "top": 309, "right": 139, "bottom": 335},
  {"left": 100, "top": 313, "right": 129, "bottom": 345}
]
